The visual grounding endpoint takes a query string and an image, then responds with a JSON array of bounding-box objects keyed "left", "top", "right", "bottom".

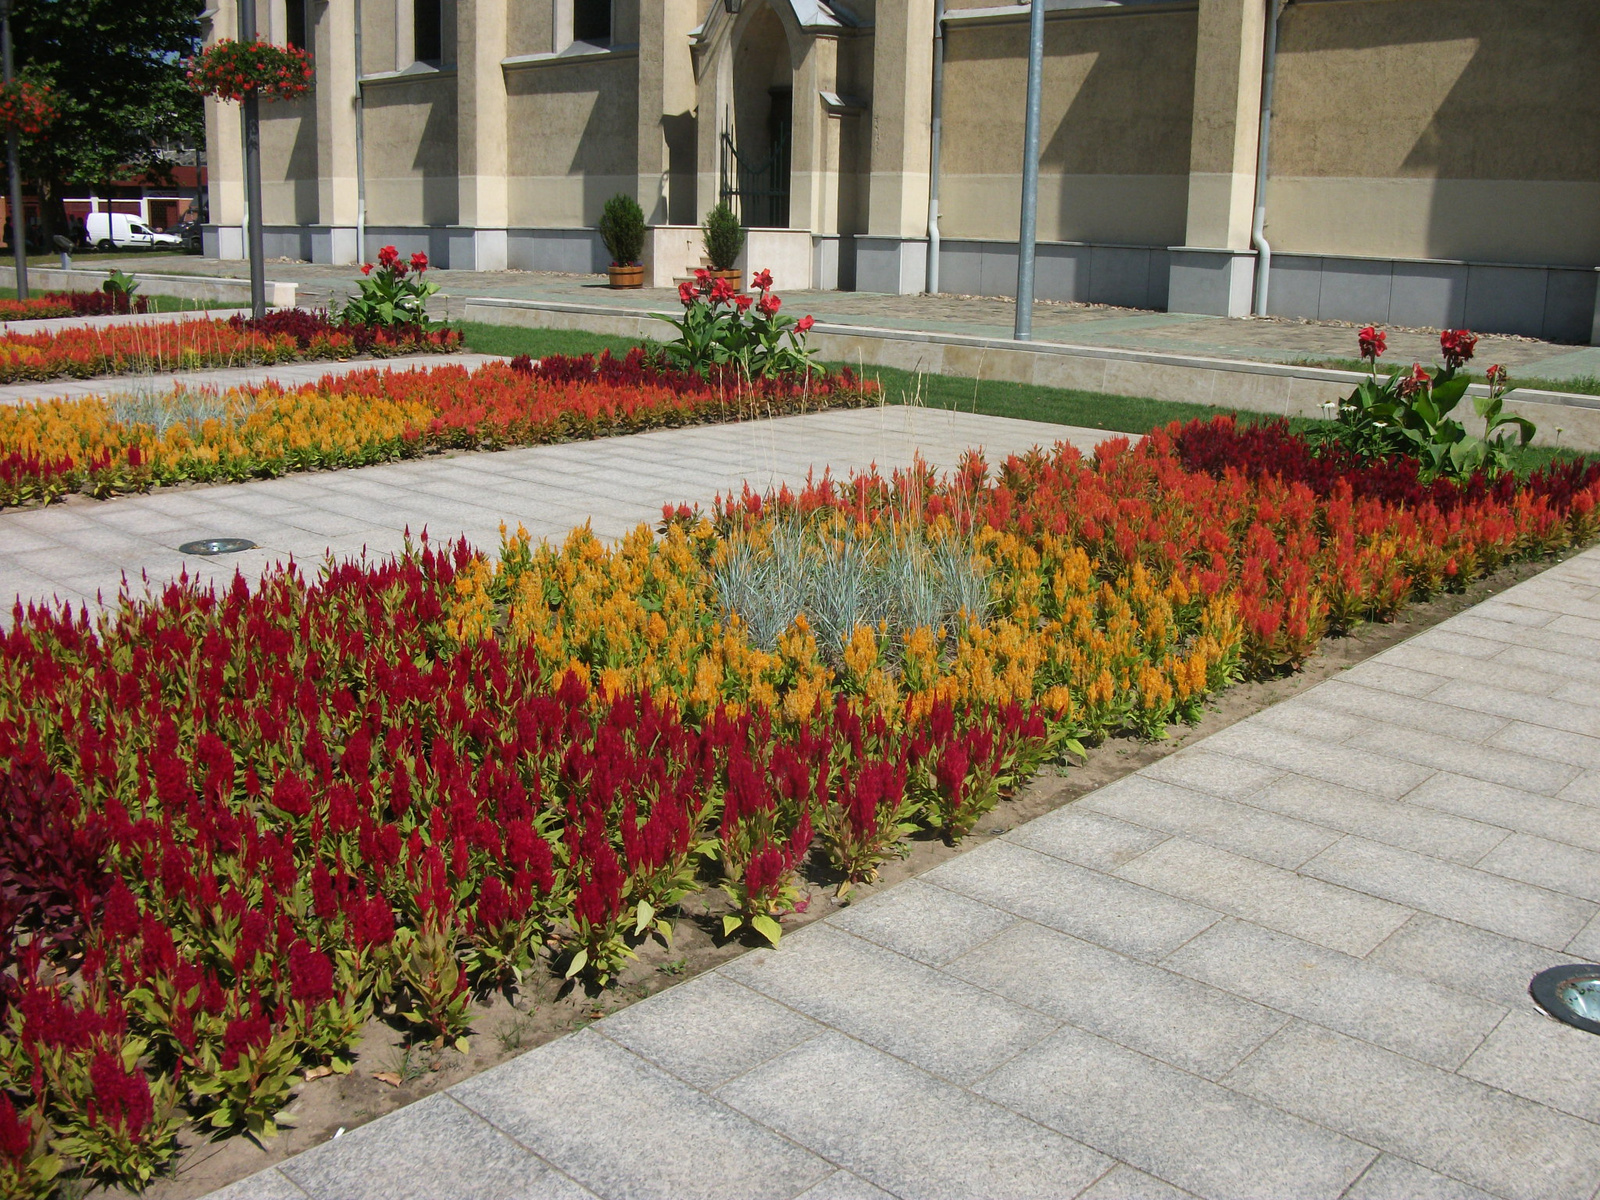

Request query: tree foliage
[{"left": 11, "top": 0, "right": 204, "bottom": 230}]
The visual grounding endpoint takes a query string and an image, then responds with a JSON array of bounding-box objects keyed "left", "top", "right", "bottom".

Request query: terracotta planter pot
[
  {"left": 710, "top": 268, "right": 743, "bottom": 291},
  {"left": 607, "top": 264, "right": 645, "bottom": 289}
]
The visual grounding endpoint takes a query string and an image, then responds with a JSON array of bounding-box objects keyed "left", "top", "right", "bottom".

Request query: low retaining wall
[
  {"left": 0, "top": 266, "right": 296, "bottom": 309},
  {"left": 462, "top": 295, "right": 1600, "bottom": 453}
]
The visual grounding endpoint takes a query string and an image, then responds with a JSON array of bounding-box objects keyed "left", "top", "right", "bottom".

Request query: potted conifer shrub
[
  {"left": 599, "top": 193, "right": 646, "bottom": 288},
  {"left": 703, "top": 202, "right": 745, "bottom": 291}
]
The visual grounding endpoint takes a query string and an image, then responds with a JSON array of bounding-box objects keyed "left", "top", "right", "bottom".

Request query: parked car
[
  {"left": 171, "top": 217, "right": 204, "bottom": 253},
  {"left": 84, "top": 212, "right": 184, "bottom": 251}
]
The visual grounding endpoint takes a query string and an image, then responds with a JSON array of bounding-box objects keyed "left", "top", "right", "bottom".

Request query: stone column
[
  {"left": 859, "top": 0, "right": 933, "bottom": 294},
  {"left": 452, "top": 0, "right": 510, "bottom": 269},
  {"left": 1167, "top": 0, "right": 1266, "bottom": 316},
  {"left": 202, "top": 0, "right": 246, "bottom": 259},
  {"left": 637, "top": 0, "right": 698, "bottom": 227},
  {"left": 313, "top": 0, "right": 361, "bottom": 263}
]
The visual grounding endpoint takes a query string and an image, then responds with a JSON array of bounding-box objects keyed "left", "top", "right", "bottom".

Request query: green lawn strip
[
  {"left": 456, "top": 322, "right": 1583, "bottom": 477},
  {"left": 1288, "top": 355, "right": 1600, "bottom": 400}
]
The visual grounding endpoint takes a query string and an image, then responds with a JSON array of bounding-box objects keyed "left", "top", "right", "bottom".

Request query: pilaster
[{"left": 455, "top": 0, "right": 510, "bottom": 267}]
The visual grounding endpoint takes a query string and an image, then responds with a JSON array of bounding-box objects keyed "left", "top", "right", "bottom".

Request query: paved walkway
[
  {"left": 206, "top": 548, "right": 1600, "bottom": 1200},
  {"left": 0, "top": 405, "right": 1102, "bottom": 614},
  {"left": 0, "top": 351, "right": 503, "bottom": 408},
  {"left": 93, "top": 255, "right": 1600, "bottom": 383}
]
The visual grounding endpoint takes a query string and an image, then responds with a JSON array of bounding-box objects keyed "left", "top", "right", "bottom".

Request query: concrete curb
[{"left": 0, "top": 265, "right": 298, "bottom": 309}]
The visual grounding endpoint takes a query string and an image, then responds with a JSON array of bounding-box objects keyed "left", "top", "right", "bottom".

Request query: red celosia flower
[
  {"left": 0, "top": 1092, "right": 32, "bottom": 1161},
  {"left": 221, "top": 1013, "right": 272, "bottom": 1070},
  {"left": 1357, "top": 326, "right": 1386, "bottom": 360},
  {"left": 88, "top": 1051, "right": 153, "bottom": 1138},
  {"left": 288, "top": 940, "right": 335, "bottom": 1005}
]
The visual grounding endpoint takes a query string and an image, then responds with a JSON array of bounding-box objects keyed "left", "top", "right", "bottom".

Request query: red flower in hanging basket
[
  {"left": 188, "top": 38, "right": 314, "bottom": 103},
  {"left": 0, "top": 80, "right": 57, "bottom": 138}
]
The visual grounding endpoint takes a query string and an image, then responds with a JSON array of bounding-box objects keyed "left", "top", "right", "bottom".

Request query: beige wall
[
  {"left": 940, "top": 9, "right": 1196, "bottom": 244},
  {"left": 505, "top": 56, "right": 640, "bottom": 226},
  {"left": 362, "top": 76, "right": 461, "bottom": 226},
  {"left": 1266, "top": 0, "right": 1600, "bottom": 265},
  {"left": 259, "top": 101, "right": 319, "bottom": 225}
]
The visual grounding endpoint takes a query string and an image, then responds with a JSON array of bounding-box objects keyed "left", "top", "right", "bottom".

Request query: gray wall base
[
  {"left": 855, "top": 237, "right": 928, "bottom": 295},
  {"left": 1266, "top": 253, "right": 1599, "bottom": 345},
  {"left": 936, "top": 239, "right": 1172, "bottom": 310},
  {"left": 1167, "top": 247, "right": 1257, "bottom": 318}
]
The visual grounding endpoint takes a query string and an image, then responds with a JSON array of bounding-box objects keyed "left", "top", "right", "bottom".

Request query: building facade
[{"left": 203, "top": 0, "right": 1600, "bottom": 339}]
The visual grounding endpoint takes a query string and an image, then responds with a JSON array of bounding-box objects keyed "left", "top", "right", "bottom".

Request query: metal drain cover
[
  {"left": 1530, "top": 965, "right": 1600, "bottom": 1035},
  {"left": 179, "top": 538, "right": 257, "bottom": 556}
]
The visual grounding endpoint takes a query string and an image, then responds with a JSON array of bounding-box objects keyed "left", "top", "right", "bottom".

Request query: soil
[{"left": 110, "top": 550, "right": 1571, "bottom": 1200}]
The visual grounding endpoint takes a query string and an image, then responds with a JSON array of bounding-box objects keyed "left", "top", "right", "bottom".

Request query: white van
[{"left": 84, "top": 212, "right": 183, "bottom": 251}]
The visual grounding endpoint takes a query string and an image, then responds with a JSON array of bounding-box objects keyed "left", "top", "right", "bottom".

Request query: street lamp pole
[
  {"left": 0, "top": 0, "right": 28, "bottom": 300},
  {"left": 236, "top": 0, "right": 266, "bottom": 318},
  {"left": 1012, "top": 0, "right": 1045, "bottom": 341}
]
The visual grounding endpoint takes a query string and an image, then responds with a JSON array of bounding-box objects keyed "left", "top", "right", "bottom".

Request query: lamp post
[
  {"left": 236, "top": 0, "right": 266, "bottom": 318},
  {"left": 1012, "top": 0, "right": 1045, "bottom": 341},
  {"left": 0, "top": 0, "right": 28, "bottom": 300}
]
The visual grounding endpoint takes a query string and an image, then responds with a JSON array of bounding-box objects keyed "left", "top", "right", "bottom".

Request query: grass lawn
[
  {"left": 1288, "top": 354, "right": 1600, "bottom": 400},
  {"left": 456, "top": 320, "right": 1586, "bottom": 476}
]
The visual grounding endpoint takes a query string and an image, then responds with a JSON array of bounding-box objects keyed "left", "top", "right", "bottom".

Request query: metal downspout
[
  {"left": 1250, "top": 0, "right": 1284, "bottom": 317},
  {"left": 1013, "top": 0, "right": 1046, "bottom": 340},
  {"left": 925, "top": 0, "right": 945, "bottom": 294},
  {"left": 354, "top": 0, "right": 367, "bottom": 264}
]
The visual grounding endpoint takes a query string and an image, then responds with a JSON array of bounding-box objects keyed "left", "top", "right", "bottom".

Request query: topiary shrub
[
  {"left": 598, "top": 193, "right": 646, "bottom": 266},
  {"left": 703, "top": 202, "right": 744, "bottom": 271}
]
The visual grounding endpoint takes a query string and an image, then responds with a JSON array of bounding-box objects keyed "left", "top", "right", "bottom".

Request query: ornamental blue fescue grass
[{"left": 713, "top": 516, "right": 990, "bottom": 665}]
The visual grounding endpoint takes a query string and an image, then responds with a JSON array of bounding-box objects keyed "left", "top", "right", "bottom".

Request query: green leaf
[
  {"left": 721, "top": 913, "right": 743, "bottom": 938},
  {"left": 634, "top": 899, "right": 656, "bottom": 936},
  {"left": 454, "top": 1036, "right": 471, "bottom": 1055},
  {"left": 564, "top": 948, "right": 588, "bottom": 979},
  {"left": 751, "top": 914, "right": 784, "bottom": 945}
]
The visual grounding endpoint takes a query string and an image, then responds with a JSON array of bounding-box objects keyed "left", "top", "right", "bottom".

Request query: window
[
  {"left": 572, "top": 0, "right": 610, "bottom": 45},
  {"left": 414, "top": 0, "right": 443, "bottom": 64},
  {"left": 286, "top": 0, "right": 307, "bottom": 50}
]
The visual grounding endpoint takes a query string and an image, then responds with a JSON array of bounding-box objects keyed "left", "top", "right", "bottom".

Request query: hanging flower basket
[
  {"left": 187, "top": 38, "right": 314, "bottom": 103},
  {"left": 0, "top": 80, "right": 56, "bottom": 138}
]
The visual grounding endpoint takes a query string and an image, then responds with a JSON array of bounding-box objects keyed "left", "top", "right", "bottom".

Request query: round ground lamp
[
  {"left": 1530, "top": 965, "right": 1600, "bottom": 1035},
  {"left": 179, "top": 538, "right": 257, "bottom": 556}
]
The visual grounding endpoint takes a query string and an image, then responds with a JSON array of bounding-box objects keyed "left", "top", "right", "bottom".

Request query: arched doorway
[{"left": 723, "top": 4, "right": 793, "bottom": 229}]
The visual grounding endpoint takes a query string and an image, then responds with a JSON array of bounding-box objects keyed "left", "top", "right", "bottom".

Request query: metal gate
[{"left": 719, "top": 127, "right": 790, "bottom": 229}]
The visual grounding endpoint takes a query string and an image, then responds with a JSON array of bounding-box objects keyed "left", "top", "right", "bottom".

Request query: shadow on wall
[{"left": 1272, "top": 0, "right": 1600, "bottom": 339}]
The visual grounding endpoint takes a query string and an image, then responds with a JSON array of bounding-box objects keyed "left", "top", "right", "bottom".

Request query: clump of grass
[{"left": 712, "top": 516, "right": 989, "bottom": 666}]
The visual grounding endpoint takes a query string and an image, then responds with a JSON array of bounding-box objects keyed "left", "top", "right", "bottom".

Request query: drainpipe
[
  {"left": 1250, "top": 0, "right": 1285, "bottom": 317},
  {"left": 925, "top": 0, "right": 945, "bottom": 294},
  {"left": 354, "top": 0, "right": 367, "bottom": 263}
]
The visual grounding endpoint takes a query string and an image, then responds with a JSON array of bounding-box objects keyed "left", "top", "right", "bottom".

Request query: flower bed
[
  {"left": 0, "top": 417, "right": 1596, "bottom": 1191},
  {"left": 0, "top": 292, "right": 151, "bottom": 323},
  {"left": 0, "top": 311, "right": 459, "bottom": 386},
  {"left": 0, "top": 351, "right": 879, "bottom": 507}
]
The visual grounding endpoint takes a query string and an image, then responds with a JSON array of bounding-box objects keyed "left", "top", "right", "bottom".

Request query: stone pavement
[
  {"left": 0, "top": 351, "right": 503, "bottom": 408},
  {"left": 96, "top": 255, "right": 1600, "bottom": 383},
  {"left": 204, "top": 541, "right": 1600, "bottom": 1200},
  {"left": 0, "top": 405, "right": 1103, "bottom": 614}
]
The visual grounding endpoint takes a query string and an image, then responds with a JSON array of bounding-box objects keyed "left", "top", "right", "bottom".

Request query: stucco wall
[
  {"left": 505, "top": 55, "right": 640, "bottom": 227},
  {"left": 1265, "top": 0, "right": 1600, "bottom": 266},
  {"left": 939, "top": 8, "right": 1196, "bottom": 245},
  {"left": 259, "top": 100, "right": 319, "bottom": 225},
  {"left": 362, "top": 74, "right": 461, "bottom": 226}
]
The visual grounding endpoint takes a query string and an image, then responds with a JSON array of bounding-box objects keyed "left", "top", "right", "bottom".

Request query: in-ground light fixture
[
  {"left": 1530, "top": 965, "right": 1600, "bottom": 1035},
  {"left": 179, "top": 538, "right": 258, "bottom": 556}
]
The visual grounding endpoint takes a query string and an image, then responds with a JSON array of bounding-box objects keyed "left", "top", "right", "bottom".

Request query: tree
[{"left": 10, "top": 0, "right": 204, "bottom": 239}]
